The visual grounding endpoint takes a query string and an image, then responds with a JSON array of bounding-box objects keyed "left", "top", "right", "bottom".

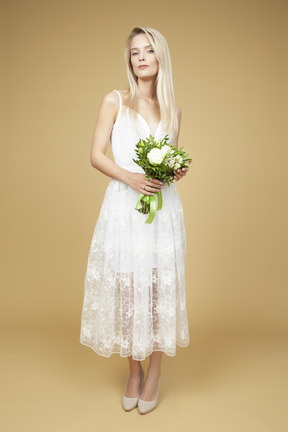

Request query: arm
[
  {"left": 90, "top": 91, "right": 162, "bottom": 196},
  {"left": 171, "top": 106, "right": 190, "bottom": 182}
]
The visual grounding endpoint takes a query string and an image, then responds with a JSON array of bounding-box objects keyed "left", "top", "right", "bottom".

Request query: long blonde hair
[{"left": 123, "top": 26, "right": 179, "bottom": 138}]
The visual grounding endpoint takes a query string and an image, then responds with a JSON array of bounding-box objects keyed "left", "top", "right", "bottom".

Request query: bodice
[{"left": 110, "top": 89, "right": 175, "bottom": 173}]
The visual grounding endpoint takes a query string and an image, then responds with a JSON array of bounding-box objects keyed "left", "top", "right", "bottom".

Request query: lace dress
[{"left": 80, "top": 89, "right": 190, "bottom": 361}]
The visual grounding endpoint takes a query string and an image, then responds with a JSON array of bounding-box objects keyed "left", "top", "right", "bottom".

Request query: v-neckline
[{"left": 124, "top": 105, "right": 161, "bottom": 137}]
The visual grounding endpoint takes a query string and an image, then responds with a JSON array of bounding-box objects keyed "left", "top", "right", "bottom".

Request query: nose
[{"left": 139, "top": 51, "right": 145, "bottom": 61}]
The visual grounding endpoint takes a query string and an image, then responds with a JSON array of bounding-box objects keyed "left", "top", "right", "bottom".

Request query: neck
[{"left": 137, "top": 78, "right": 157, "bottom": 101}]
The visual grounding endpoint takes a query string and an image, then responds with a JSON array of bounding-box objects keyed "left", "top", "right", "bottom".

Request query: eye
[{"left": 148, "top": 49, "right": 154, "bottom": 53}]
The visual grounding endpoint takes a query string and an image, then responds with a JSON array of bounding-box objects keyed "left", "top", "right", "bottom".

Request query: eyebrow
[{"left": 130, "top": 44, "right": 153, "bottom": 51}]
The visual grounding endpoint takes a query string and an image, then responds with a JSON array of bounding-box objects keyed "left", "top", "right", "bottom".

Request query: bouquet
[{"left": 133, "top": 134, "right": 192, "bottom": 224}]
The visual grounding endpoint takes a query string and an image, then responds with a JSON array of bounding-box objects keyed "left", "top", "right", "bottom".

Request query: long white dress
[{"left": 80, "top": 89, "right": 190, "bottom": 361}]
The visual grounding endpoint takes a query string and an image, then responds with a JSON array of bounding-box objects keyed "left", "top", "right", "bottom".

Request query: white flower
[
  {"left": 147, "top": 148, "right": 165, "bottom": 165},
  {"left": 166, "top": 157, "right": 176, "bottom": 168},
  {"left": 161, "top": 145, "right": 171, "bottom": 156},
  {"left": 173, "top": 162, "right": 181, "bottom": 170}
]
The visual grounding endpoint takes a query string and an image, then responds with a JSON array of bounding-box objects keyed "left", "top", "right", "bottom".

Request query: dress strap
[{"left": 113, "top": 89, "right": 122, "bottom": 107}]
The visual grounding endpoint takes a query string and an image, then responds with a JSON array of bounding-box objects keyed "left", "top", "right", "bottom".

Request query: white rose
[
  {"left": 161, "top": 145, "right": 171, "bottom": 156},
  {"left": 147, "top": 148, "right": 165, "bottom": 165}
]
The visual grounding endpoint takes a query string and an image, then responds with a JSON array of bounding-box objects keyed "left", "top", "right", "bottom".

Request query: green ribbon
[
  {"left": 157, "top": 189, "right": 163, "bottom": 210},
  {"left": 135, "top": 189, "right": 163, "bottom": 224}
]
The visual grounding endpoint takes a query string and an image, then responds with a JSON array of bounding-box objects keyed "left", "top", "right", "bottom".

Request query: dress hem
[{"left": 80, "top": 339, "right": 190, "bottom": 361}]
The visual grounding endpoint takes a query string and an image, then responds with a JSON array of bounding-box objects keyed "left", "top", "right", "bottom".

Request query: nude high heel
[
  {"left": 138, "top": 377, "right": 161, "bottom": 414},
  {"left": 122, "top": 367, "right": 144, "bottom": 411}
]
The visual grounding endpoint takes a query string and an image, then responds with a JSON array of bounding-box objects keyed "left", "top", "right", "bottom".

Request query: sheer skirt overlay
[{"left": 80, "top": 179, "right": 190, "bottom": 360}]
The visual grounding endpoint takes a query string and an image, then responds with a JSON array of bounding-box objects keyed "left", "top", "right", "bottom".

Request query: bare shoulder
[
  {"left": 101, "top": 89, "right": 119, "bottom": 107},
  {"left": 102, "top": 89, "right": 129, "bottom": 110},
  {"left": 99, "top": 90, "right": 120, "bottom": 123}
]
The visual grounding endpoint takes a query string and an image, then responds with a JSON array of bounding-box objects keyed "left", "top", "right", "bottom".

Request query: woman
[{"left": 80, "top": 26, "right": 190, "bottom": 414}]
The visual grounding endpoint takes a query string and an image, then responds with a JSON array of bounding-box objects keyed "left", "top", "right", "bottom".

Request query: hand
[
  {"left": 174, "top": 167, "right": 189, "bottom": 181},
  {"left": 173, "top": 160, "right": 192, "bottom": 181},
  {"left": 126, "top": 173, "right": 163, "bottom": 196}
]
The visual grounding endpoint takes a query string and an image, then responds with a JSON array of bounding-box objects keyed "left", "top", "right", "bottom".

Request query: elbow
[
  {"left": 90, "top": 151, "right": 102, "bottom": 169},
  {"left": 90, "top": 157, "right": 98, "bottom": 169}
]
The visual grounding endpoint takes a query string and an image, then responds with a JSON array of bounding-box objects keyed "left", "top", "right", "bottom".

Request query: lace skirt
[{"left": 80, "top": 178, "right": 190, "bottom": 360}]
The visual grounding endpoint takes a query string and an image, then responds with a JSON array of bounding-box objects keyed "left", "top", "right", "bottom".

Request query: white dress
[{"left": 80, "top": 89, "right": 190, "bottom": 361}]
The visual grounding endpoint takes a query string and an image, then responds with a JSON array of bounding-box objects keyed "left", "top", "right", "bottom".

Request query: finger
[
  {"left": 147, "top": 183, "right": 162, "bottom": 191},
  {"left": 179, "top": 168, "right": 188, "bottom": 174},
  {"left": 141, "top": 184, "right": 158, "bottom": 195},
  {"left": 174, "top": 170, "right": 184, "bottom": 179},
  {"left": 147, "top": 178, "right": 163, "bottom": 186},
  {"left": 141, "top": 187, "right": 155, "bottom": 196},
  {"left": 174, "top": 171, "right": 180, "bottom": 180},
  {"left": 146, "top": 184, "right": 161, "bottom": 192},
  {"left": 177, "top": 171, "right": 186, "bottom": 177},
  {"left": 173, "top": 171, "right": 185, "bottom": 181},
  {"left": 175, "top": 168, "right": 188, "bottom": 178}
]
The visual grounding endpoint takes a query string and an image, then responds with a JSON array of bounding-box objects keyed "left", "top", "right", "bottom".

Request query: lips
[{"left": 138, "top": 65, "right": 148, "bottom": 68}]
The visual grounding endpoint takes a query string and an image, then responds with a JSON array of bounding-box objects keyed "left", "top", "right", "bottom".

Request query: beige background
[{"left": 1, "top": 0, "right": 287, "bottom": 431}]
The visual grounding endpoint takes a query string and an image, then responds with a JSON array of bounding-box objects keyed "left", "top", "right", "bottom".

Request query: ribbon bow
[{"left": 135, "top": 190, "right": 163, "bottom": 224}]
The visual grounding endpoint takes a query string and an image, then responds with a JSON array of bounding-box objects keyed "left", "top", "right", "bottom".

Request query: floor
[{"left": 1, "top": 325, "right": 287, "bottom": 432}]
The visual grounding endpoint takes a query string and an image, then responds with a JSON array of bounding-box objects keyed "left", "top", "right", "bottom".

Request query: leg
[
  {"left": 139, "top": 351, "right": 163, "bottom": 401},
  {"left": 120, "top": 272, "right": 143, "bottom": 397},
  {"left": 124, "top": 355, "right": 143, "bottom": 397}
]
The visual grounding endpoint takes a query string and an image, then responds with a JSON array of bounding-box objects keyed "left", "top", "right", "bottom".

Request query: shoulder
[
  {"left": 101, "top": 88, "right": 129, "bottom": 107},
  {"left": 101, "top": 90, "right": 119, "bottom": 107},
  {"left": 99, "top": 90, "right": 121, "bottom": 122}
]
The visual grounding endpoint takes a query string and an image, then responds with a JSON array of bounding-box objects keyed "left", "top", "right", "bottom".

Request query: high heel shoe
[
  {"left": 122, "top": 368, "right": 144, "bottom": 411},
  {"left": 138, "top": 377, "right": 161, "bottom": 414}
]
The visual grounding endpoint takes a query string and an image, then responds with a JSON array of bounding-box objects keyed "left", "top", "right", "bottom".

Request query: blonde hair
[{"left": 123, "top": 26, "right": 179, "bottom": 138}]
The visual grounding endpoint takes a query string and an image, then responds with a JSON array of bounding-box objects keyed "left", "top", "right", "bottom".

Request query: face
[{"left": 130, "top": 33, "right": 159, "bottom": 79}]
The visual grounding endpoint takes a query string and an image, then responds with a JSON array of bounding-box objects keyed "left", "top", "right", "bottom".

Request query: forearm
[{"left": 91, "top": 151, "right": 131, "bottom": 185}]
